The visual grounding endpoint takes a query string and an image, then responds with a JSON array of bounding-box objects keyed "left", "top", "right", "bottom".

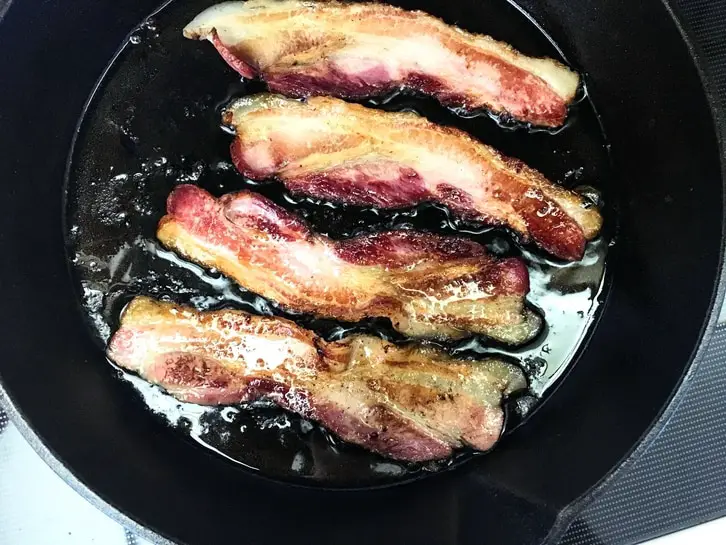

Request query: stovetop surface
[{"left": 562, "top": 324, "right": 726, "bottom": 544}]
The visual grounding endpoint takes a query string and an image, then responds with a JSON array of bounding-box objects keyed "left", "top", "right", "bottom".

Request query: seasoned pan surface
[{"left": 65, "top": 0, "right": 611, "bottom": 486}]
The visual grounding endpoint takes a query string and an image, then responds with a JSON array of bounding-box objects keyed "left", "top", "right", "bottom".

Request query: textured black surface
[
  {"left": 561, "top": 3, "right": 726, "bottom": 542},
  {"left": 562, "top": 327, "right": 726, "bottom": 545}
]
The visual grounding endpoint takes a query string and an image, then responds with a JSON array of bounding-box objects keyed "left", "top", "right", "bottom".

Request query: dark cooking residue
[{"left": 64, "top": 0, "right": 613, "bottom": 486}]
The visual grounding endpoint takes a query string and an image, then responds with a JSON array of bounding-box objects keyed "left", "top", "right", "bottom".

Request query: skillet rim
[
  {"left": 0, "top": 0, "right": 724, "bottom": 544},
  {"left": 542, "top": 0, "right": 726, "bottom": 540}
]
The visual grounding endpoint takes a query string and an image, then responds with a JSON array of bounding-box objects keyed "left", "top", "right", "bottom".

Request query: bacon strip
[
  {"left": 183, "top": 0, "right": 580, "bottom": 127},
  {"left": 157, "top": 185, "right": 541, "bottom": 344},
  {"left": 224, "top": 94, "right": 602, "bottom": 260},
  {"left": 108, "top": 297, "right": 527, "bottom": 461}
]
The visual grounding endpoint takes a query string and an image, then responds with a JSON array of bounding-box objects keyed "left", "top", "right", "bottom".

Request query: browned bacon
[
  {"left": 157, "top": 185, "right": 541, "bottom": 344},
  {"left": 184, "top": 0, "right": 580, "bottom": 127},
  {"left": 107, "top": 297, "right": 527, "bottom": 461},
  {"left": 224, "top": 94, "right": 603, "bottom": 260}
]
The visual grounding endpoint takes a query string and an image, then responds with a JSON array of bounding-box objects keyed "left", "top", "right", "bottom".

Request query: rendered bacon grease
[
  {"left": 89, "top": 0, "right": 607, "bottom": 469},
  {"left": 184, "top": 0, "right": 580, "bottom": 127}
]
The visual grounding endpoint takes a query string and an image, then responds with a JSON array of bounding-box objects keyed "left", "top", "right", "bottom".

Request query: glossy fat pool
[{"left": 65, "top": 0, "right": 613, "bottom": 486}]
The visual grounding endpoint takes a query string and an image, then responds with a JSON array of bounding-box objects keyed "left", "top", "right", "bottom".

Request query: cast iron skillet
[{"left": 0, "top": 0, "right": 723, "bottom": 544}]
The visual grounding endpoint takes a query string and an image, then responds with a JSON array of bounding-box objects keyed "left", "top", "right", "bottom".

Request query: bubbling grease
[{"left": 64, "top": 0, "right": 612, "bottom": 485}]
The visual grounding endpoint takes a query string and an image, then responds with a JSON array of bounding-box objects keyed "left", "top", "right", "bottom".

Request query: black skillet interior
[
  {"left": 0, "top": 0, "right": 722, "bottom": 544},
  {"left": 63, "top": 0, "right": 613, "bottom": 487}
]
